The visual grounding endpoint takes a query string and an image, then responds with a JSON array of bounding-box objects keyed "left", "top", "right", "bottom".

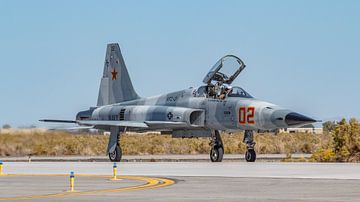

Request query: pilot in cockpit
[{"left": 218, "top": 83, "right": 232, "bottom": 100}]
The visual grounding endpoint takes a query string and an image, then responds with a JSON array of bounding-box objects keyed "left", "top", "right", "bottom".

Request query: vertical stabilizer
[{"left": 97, "top": 43, "right": 139, "bottom": 106}]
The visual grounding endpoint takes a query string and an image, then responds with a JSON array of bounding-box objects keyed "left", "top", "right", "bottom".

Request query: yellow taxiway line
[{"left": 0, "top": 174, "right": 175, "bottom": 201}]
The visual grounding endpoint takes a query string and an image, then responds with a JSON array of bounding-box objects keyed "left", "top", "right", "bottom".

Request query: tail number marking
[{"left": 239, "top": 106, "right": 255, "bottom": 124}]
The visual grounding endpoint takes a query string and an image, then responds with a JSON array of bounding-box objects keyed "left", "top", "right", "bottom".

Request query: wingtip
[{"left": 39, "top": 119, "right": 77, "bottom": 123}]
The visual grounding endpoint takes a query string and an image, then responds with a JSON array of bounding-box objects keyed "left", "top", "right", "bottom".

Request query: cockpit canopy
[
  {"left": 198, "top": 55, "right": 249, "bottom": 100},
  {"left": 202, "top": 55, "right": 246, "bottom": 85}
]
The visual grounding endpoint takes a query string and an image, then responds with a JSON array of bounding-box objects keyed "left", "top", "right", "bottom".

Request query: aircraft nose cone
[{"left": 285, "top": 112, "right": 317, "bottom": 127}]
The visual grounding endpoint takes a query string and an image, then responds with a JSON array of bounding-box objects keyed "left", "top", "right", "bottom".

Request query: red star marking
[{"left": 111, "top": 68, "right": 118, "bottom": 80}]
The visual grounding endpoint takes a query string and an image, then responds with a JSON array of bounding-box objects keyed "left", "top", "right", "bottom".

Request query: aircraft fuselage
[{"left": 78, "top": 87, "right": 312, "bottom": 133}]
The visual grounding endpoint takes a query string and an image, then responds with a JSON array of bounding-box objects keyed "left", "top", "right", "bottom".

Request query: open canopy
[{"left": 202, "top": 55, "right": 246, "bottom": 85}]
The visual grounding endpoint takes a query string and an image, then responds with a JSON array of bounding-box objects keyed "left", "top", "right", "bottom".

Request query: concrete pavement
[{"left": 0, "top": 162, "right": 359, "bottom": 201}]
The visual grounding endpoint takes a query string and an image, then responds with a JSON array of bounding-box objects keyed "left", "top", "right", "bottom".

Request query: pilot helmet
[{"left": 223, "top": 83, "right": 232, "bottom": 90}]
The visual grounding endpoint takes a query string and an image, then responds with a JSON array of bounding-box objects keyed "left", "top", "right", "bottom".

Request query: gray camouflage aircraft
[{"left": 41, "top": 43, "right": 317, "bottom": 162}]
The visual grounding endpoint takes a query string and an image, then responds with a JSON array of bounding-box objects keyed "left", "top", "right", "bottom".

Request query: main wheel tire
[
  {"left": 245, "top": 149, "right": 256, "bottom": 162},
  {"left": 109, "top": 145, "right": 122, "bottom": 162},
  {"left": 210, "top": 146, "right": 224, "bottom": 162}
]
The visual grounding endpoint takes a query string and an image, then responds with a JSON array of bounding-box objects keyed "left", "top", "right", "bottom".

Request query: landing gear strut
[
  {"left": 210, "top": 130, "right": 224, "bottom": 162},
  {"left": 243, "top": 130, "right": 256, "bottom": 162},
  {"left": 108, "top": 127, "right": 123, "bottom": 162}
]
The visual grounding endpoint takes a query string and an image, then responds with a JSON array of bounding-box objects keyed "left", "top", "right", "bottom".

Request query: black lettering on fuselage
[{"left": 166, "top": 96, "right": 178, "bottom": 102}]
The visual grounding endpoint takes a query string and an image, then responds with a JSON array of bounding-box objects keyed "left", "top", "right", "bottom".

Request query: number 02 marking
[{"left": 239, "top": 106, "right": 255, "bottom": 124}]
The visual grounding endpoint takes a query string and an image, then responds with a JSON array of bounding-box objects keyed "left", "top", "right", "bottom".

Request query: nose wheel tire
[
  {"left": 245, "top": 149, "right": 256, "bottom": 162},
  {"left": 109, "top": 145, "right": 122, "bottom": 162},
  {"left": 210, "top": 146, "right": 224, "bottom": 162}
]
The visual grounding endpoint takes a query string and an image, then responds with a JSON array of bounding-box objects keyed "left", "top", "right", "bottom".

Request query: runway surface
[
  {"left": 1, "top": 162, "right": 360, "bottom": 201},
  {"left": 1, "top": 154, "right": 312, "bottom": 162}
]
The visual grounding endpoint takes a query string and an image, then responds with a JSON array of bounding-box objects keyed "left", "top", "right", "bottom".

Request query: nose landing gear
[
  {"left": 243, "top": 130, "right": 256, "bottom": 162},
  {"left": 245, "top": 148, "right": 256, "bottom": 162}
]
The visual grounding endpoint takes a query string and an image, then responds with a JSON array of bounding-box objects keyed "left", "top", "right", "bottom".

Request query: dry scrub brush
[
  {"left": 312, "top": 118, "right": 360, "bottom": 162},
  {"left": 0, "top": 130, "right": 329, "bottom": 157}
]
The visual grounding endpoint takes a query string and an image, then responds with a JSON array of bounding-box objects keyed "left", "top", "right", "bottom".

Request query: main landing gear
[
  {"left": 209, "top": 130, "right": 256, "bottom": 162},
  {"left": 209, "top": 130, "right": 224, "bottom": 162},
  {"left": 243, "top": 130, "right": 256, "bottom": 162},
  {"left": 108, "top": 127, "right": 123, "bottom": 162}
]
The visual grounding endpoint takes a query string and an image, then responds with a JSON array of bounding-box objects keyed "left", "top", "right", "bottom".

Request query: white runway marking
[{"left": 3, "top": 162, "right": 360, "bottom": 180}]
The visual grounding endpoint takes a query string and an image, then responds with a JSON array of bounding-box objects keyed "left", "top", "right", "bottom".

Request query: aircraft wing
[
  {"left": 145, "top": 121, "right": 189, "bottom": 128},
  {"left": 145, "top": 121, "right": 203, "bottom": 128},
  {"left": 39, "top": 119, "right": 148, "bottom": 128},
  {"left": 77, "top": 120, "right": 149, "bottom": 128},
  {"left": 49, "top": 126, "right": 94, "bottom": 131},
  {"left": 41, "top": 119, "right": 200, "bottom": 130},
  {"left": 78, "top": 120, "right": 197, "bottom": 129}
]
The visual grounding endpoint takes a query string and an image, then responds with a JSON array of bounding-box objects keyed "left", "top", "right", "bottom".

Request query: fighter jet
[{"left": 41, "top": 43, "right": 317, "bottom": 162}]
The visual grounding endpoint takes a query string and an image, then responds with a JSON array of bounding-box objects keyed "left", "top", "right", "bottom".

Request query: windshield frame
[
  {"left": 227, "top": 86, "right": 253, "bottom": 98},
  {"left": 202, "top": 55, "right": 246, "bottom": 85}
]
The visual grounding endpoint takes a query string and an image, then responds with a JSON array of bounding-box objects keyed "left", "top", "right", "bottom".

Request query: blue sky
[{"left": 0, "top": 1, "right": 359, "bottom": 127}]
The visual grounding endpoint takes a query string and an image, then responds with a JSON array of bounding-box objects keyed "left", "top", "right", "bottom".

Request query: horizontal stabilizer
[{"left": 39, "top": 119, "right": 77, "bottom": 123}]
